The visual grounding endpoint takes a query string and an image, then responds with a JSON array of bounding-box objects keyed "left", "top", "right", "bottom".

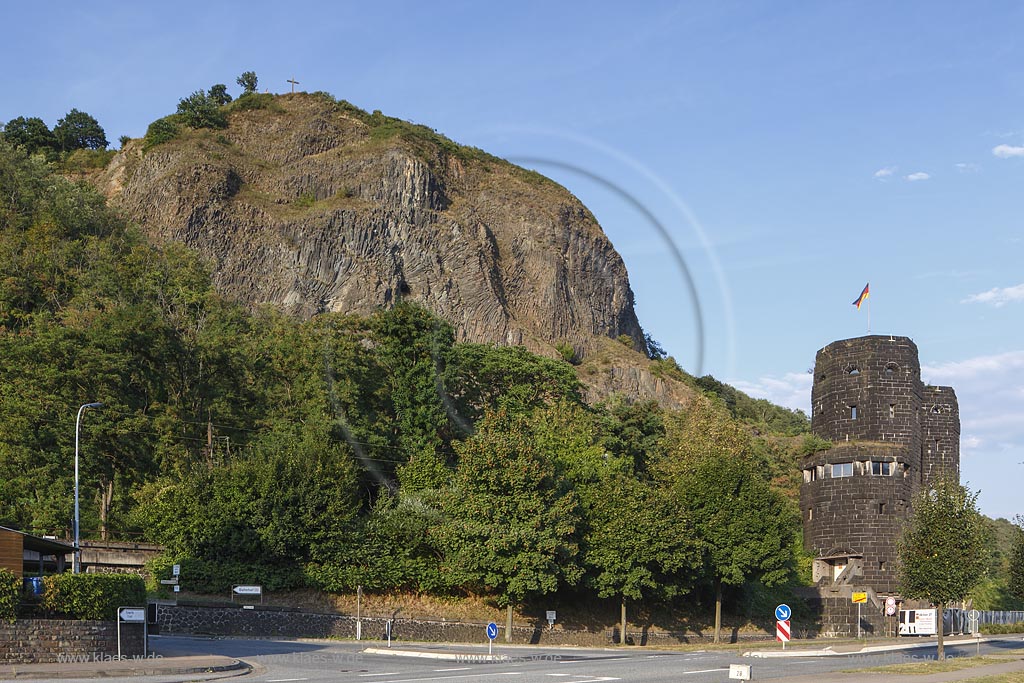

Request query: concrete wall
[{"left": 0, "top": 619, "right": 116, "bottom": 664}]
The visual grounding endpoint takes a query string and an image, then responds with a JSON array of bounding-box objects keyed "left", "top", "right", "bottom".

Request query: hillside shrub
[
  {"left": 0, "top": 568, "right": 18, "bottom": 623},
  {"left": 42, "top": 573, "right": 145, "bottom": 620},
  {"left": 146, "top": 554, "right": 305, "bottom": 596},
  {"left": 143, "top": 116, "right": 181, "bottom": 151},
  {"left": 980, "top": 622, "right": 1024, "bottom": 634},
  {"left": 228, "top": 93, "right": 275, "bottom": 112}
]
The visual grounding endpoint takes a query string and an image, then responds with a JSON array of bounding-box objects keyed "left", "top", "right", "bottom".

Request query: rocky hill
[{"left": 96, "top": 93, "right": 692, "bottom": 406}]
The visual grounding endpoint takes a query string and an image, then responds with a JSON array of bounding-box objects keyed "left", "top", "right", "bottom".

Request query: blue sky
[{"left": 3, "top": 1, "right": 1022, "bottom": 519}]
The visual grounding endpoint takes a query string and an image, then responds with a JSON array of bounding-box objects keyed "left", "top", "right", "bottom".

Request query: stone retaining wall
[
  {"left": 157, "top": 604, "right": 777, "bottom": 646},
  {"left": 0, "top": 619, "right": 116, "bottom": 664}
]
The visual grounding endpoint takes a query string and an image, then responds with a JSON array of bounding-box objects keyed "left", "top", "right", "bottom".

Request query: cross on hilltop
[{"left": 287, "top": 77, "right": 300, "bottom": 93}]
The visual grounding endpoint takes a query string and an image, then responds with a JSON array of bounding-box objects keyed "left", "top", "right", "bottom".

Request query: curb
[
  {"left": 362, "top": 647, "right": 509, "bottom": 662},
  {"left": 744, "top": 636, "right": 998, "bottom": 659},
  {"left": 0, "top": 657, "right": 249, "bottom": 680}
]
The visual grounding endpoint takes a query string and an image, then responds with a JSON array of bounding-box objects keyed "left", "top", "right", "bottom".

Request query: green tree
[
  {"left": 443, "top": 409, "right": 581, "bottom": 640},
  {"left": 176, "top": 90, "right": 227, "bottom": 129},
  {"left": 3, "top": 116, "right": 58, "bottom": 156},
  {"left": 53, "top": 109, "right": 108, "bottom": 151},
  {"left": 661, "top": 399, "right": 798, "bottom": 643},
  {"left": 584, "top": 470, "right": 697, "bottom": 644},
  {"left": 237, "top": 71, "right": 258, "bottom": 94},
  {"left": 1006, "top": 516, "right": 1024, "bottom": 602},
  {"left": 208, "top": 83, "right": 233, "bottom": 105},
  {"left": 897, "top": 479, "right": 989, "bottom": 660}
]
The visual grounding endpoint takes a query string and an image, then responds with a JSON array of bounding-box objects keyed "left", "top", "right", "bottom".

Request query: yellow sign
[{"left": 851, "top": 592, "right": 868, "bottom": 604}]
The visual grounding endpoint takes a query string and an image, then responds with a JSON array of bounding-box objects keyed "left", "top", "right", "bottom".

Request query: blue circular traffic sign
[
  {"left": 775, "top": 604, "right": 792, "bottom": 621},
  {"left": 486, "top": 622, "right": 498, "bottom": 640}
]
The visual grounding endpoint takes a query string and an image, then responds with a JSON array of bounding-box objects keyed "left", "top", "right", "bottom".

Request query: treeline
[{"left": 0, "top": 138, "right": 814, "bottom": 635}]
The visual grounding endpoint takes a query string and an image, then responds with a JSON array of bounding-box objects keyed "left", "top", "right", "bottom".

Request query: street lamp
[{"left": 73, "top": 402, "right": 103, "bottom": 574}]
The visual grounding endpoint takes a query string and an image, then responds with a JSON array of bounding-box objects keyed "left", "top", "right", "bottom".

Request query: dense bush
[
  {"left": 147, "top": 554, "right": 305, "bottom": 595},
  {"left": 980, "top": 622, "right": 1024, "bottom": 634},
  {"left": 143, "top": 116, "right": 181, "bottom": 151},
  {"left": 42, "top": 573, "right": 146, "bottom": 620},
  {"left": 0, "top": 568, "right": 18, "bottom": 623}
]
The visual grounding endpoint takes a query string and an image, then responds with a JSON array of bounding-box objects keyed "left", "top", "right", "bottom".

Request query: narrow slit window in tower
[
  {"left": 851, "top": 405, "right": 858, "bottom": 420},
  {"left": 889, "top": 404, "right": 895, "bottom": 418}
]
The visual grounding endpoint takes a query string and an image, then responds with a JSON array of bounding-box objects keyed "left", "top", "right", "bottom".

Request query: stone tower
[{"left": 799, "top": 335, "right": 959, "bottom": 634}]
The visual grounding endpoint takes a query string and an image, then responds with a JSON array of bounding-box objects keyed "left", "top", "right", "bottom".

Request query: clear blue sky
[{"left": 3, "top": 1, "right": 1022, "bottom": 519}]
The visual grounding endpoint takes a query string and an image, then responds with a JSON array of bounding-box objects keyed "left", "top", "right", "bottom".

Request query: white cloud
[
  {"left": 992, "top": 144, "right": 1024, "bottom": 159},
  {"left": 955, "top": 162, "right": 980, "bottom": 173},
  {"left": 874, "top": 166, "right": 897, "bottom": 179},
  {"left": 904, "top": 172, "right": 930, "bottom": 181},
  {"left": 729, "top": 372, "right": 812, "bottom": 415},
  {"left": 962, "top": 283, "right": 1024, "bottom": 307}
]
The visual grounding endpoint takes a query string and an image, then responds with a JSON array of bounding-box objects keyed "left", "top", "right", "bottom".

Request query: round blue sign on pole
[
  {"left": 775, "top": 604, "right": 792, "bottom": 621},
  {"left": 486, "top": 622, "right": 499, "bottom": 640}
]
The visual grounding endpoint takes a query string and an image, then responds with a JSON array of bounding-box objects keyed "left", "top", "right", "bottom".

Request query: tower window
[
  {"left": 851, "top": 405, "right": 858, "bottom": 419},
  {"left": 832, "top": 462, "right": 854, "bottom": 478},
  {"left": 879, "top": 560, "right": 887, "bottom": 572},
  {"left": 889, "top": 404, "right": 895, "bottom": 418},
  {"left": 847, "top": 366, "right": 860, "bottom": 376},
  {"left": 932, "top": 405, "right": 942, "bottom": 414},
  {"left": 885, "top": 363, "right": 899, "bottom": 376},
  {"left": 878, "top": 501, "right": 887, "bottom": 514},
  {"left": 871, "top": 461, "right": 893, "bottom": 476}
]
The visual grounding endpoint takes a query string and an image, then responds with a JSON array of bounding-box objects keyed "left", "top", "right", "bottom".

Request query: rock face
[{"left": 100, "top": 94, "right": 644, "bottom": 361}]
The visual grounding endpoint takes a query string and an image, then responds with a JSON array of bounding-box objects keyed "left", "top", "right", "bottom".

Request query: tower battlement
[{"left": 800, "top": 335, "right": 960, "bottom": 596}]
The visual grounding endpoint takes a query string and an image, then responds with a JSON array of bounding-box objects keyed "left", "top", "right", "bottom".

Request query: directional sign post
[
  {"left": 852, "top": 592, "right": 867, "bottom": 639},
  {"left": 486, "top": 622, "right": 498, "bottom": 656},
  {"left": 774, "top": 604, "right": 792, "bottom": 650},
  {"left": 117, "top": 606, "right": 147, "bottom": 659},
  {"left": 776, "top": 619, "right": 791, "bottom": 649}
]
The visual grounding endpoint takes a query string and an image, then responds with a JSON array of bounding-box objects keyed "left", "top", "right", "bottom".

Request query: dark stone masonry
[
  {"left": 800, "top": 335, "right": 960, "bottom": 635},
  {"left": 0, "top": 619, "right": 116, "bottom": 664}
]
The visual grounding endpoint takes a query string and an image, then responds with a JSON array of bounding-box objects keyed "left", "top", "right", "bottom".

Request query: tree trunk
[
  {"left": 937, "top": 602, "right": 945, "bottom": 661},
  {"left": 714, "top": 577, "right": 723, "bottom": 644},
  {"left": 505, "top": 604, "right": 513, "bottom": 643},
  {"left": 98, "top": 478, "right": 114, "bottom": 541},
  {"left": 620, "top": 596, "right": 627, "bottom": 646}
]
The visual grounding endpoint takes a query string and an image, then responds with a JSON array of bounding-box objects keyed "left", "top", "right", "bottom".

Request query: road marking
[
  {"left": 369, "top": 673, "right": 521, "bottom": 683},
  {"left": 434, "top": 667, "right": 472, "bottom": 672},
  {"left": 545, "top": 675, "right": 573, "bottom": 677},
  {"left": 681, "top": 669, "right": 728, "bottom": 675},
  {"left": 359, "top": 673, "right": 400, "bottom": 677},
  {"left": 268, "top": 679, "right": 309, "bottom": 682}
]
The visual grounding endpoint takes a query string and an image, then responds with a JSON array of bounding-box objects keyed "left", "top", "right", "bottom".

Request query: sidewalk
[
  {"left": 775, "top": 657, "right": 1024, "bottom": 683},
  {"left": 0, "top": 654, "right": 248, "bottom": 681}
]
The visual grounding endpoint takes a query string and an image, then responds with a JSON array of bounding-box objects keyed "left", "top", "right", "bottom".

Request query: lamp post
[{"left": 73, "top": 402, "right": 103, "bottom": 574}]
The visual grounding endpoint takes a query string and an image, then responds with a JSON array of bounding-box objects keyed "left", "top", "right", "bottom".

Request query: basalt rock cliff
[{"left": 97, "top": 93, "right": 692, "bottom": 406}]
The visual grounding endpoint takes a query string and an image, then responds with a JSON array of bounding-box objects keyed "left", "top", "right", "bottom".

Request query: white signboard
[
  {"left": 172, "top": 564, "right": 181, "bottom": 576},
  {"left": 898, "top": 608, "right": 937, "bottom": 635},
  {"left": 118, "top": 607, "right": 146, "bottom": 623},
  {"left": 233, "top": 585, "right": 262, "bottom": 595}
]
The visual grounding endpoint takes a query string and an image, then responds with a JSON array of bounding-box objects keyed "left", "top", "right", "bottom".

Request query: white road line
[
  {"left": 359, "top": 673, "right": 401, "bottom": 677},
  {"left": 545, "top": 675, "right": 573, "bottom": 677},
  {"left": 434, "top": 667, "right": 472, "bottom": 672},
  {"left": 268, "top": 679, "right": 310, "bottom": 682},
  {"left": 369, "top": 673, "right": 522, "bottom": 683},
  {"left": 681, "top": 668, "right": 728, "bottom": 675}
]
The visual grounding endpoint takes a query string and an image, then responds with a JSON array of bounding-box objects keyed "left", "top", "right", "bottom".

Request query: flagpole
[{"left": 867, "top": 295, "right": 871, "bottom": 335}]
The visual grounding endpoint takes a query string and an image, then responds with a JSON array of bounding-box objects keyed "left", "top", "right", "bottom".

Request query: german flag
[{"left": 852, "top": 283, "right": 870, "bottom": 309}]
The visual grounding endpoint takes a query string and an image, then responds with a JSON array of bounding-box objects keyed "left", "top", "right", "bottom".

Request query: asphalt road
[{"left": 143, "top": 634, "right": 1024, "bottom": 683}]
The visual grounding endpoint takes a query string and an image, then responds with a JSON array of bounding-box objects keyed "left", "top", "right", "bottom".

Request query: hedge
[
  {"left": 0, "top": 568, "right": 18, "bottom": 622},
  {"left": 42, "top": 573, "right": 146, "bottom": 621}
]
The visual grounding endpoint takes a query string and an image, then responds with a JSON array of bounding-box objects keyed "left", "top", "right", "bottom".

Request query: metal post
[
  {"left": 73, "top": 402, "right": 103, "bottom": 573},
  {"left": 357, "top": 585, "right": 362, "bottom": 640},
  {"left": 857, "top": 603, "right": 862, "bottom": 639}
]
